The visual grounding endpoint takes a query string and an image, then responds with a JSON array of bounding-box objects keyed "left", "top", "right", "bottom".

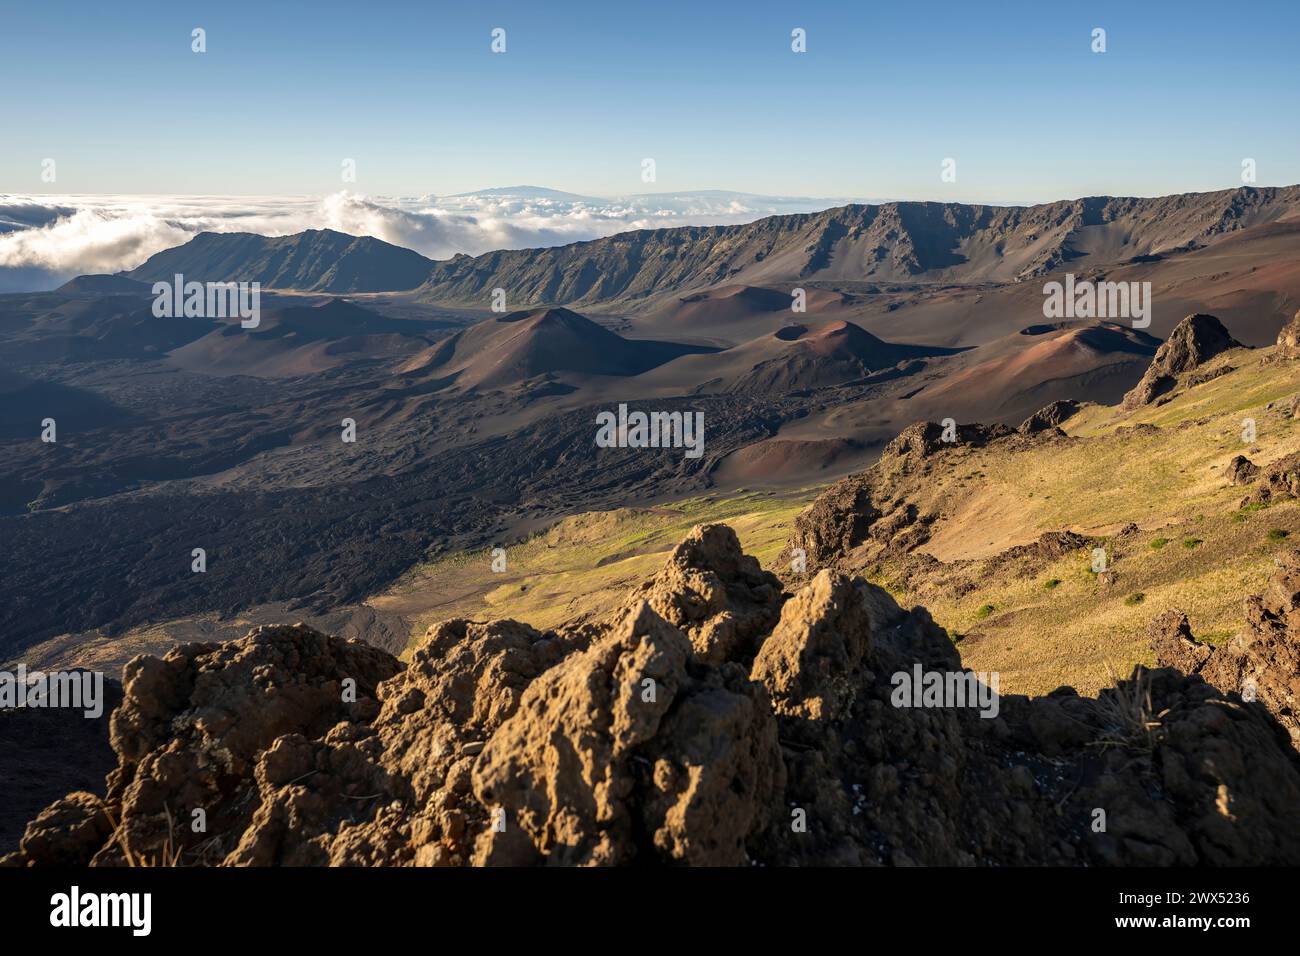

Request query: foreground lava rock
[{"left": 6, "top": 526, "right": 1300, "bottom": 867}]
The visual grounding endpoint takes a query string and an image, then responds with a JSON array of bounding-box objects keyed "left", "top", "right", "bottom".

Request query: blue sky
[{"left": 2, "top": 0, "right": 1298, "bottom": 202}]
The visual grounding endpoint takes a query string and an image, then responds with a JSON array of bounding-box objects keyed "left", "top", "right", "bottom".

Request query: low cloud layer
[{"left": 0, "top": 190, "right": 849, "bottom": 293}]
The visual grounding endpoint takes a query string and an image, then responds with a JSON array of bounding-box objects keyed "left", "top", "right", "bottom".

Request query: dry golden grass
[
  {"left": 374, "top": 346, "right": 1300, "bottom": 696},
  {"left": 874, "top": 346, "right": 1300, "bottom": 695},
  {"left": 377, "top": 489, "right": 814, "bottom": 657}
]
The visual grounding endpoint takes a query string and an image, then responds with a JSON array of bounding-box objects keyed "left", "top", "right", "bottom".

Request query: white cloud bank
[{"left": 0, "top": 190, "right": 853, "bottom": 293}]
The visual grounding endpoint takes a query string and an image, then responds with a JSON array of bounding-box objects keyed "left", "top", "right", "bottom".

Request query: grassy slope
[
  {"left": 380, "top": 345, "right": 1299, "bottom": 696},
  {"left": 374, "top": 490, "right": 813, "bottom": 657},
  {"left": 28, "top": 348, "right": 1289, "bottom": 691},
  {"left": 873, "top": 346, "right": 1300, "bottom": 695}
]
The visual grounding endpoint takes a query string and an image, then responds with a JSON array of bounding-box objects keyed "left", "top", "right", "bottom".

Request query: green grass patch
[
  {"left": 1197, "top": 630, "right": 1235, "bottom": 646},
  {"left": 1124, "top": 592, "right": 1146, "bottom": 606},
  {"left": 1150, "top": 537, "right": 1170, "bottom": 550},
  {"left": 1235, "top": 502, "right": 1271, "bottom": 523}
]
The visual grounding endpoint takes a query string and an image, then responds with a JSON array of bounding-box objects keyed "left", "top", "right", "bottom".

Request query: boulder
[{"left": 1018, "top": 399, "right": 1081, "bottom": 434}]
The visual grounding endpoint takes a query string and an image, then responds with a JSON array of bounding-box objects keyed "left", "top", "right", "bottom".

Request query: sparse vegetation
[
  {"left": 1198, "top": 630, "right": 1234, "bottom": 646},
  {"left": 1268, "top": 528, "right": 1290, "bottom": 541},
  {"left": 386, "top": 489, "right": 813, "bottom": 656},
  {"left": 1235, "top": 501, "right": 1271, "bottom": 522},
  {"left": 382, "top": 344, "right": 1300, "bottom": 698},
  {"left": 1093, "top": 669, "right": 1162, "bottom": 752},
  {"left": 845, "top": 347, "right": 1300, "bottom": 696}
]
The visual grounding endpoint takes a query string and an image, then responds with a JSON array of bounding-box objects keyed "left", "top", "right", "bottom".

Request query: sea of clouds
[{"left": 0, "top": 190, "right": 849, "bottom": 293}]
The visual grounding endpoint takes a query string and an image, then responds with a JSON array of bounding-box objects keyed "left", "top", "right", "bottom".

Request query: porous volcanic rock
[
  {"left": 471, "top": 602, "right": 784, "bottom": 865},
  {"left": 751, "top": 570, "right": 874, "bottom": 721},
  {"left": 623, "top": 523, "right": 783, "bottom": 663},
  {"left": 1226, "top": 455, "right": 1260, "bottom": 486},
  {"left": 6, "top": 624, "right": 401, "bottom": 866},
  {"left": 8, "top": 527, "right": 1300, "bottom": 868}
]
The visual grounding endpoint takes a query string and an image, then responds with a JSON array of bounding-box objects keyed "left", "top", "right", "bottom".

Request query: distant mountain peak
[{"left": 127, "top": 230, "right": 435, "bottom": 293}]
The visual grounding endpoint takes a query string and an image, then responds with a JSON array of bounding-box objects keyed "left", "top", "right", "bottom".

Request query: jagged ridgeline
[{"left": 5, "top": 524, "right": 1300, "bottom": 867}]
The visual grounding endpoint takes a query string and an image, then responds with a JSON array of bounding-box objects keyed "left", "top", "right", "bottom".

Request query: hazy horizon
[{"left": 4, "top": 180, "right": 1296, "bottom": 293}]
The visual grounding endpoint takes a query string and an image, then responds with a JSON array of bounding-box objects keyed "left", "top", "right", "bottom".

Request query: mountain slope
[
  {"left": 779, "top": 328, "right": 1300, "bottom": 697},
  {"left": 0, "top": 291, "right": 216, "bottom": 363},
  {"left": 375, "top": 317, "right": 1300, "bottom": 701},
  {"left": 127, "top": 229, "right": 435, "bottom": 292},
  {"left": 414, "top": 186, "right": 1300, "bottom": 308},
  {"left": 912, "top": 322, "right": 1160, "bottom": 416},
  {"left": 166, "top": 298, "right": 444, "bottom": 378},
  {"left": 398, "top": 307, "right": 713, "bottom": 389},
  {"left": 55, "top": 274, "right": 152, "bottom": 296},
  {"left": 632, "top": 318, "right": 958, "bottom": 397}
]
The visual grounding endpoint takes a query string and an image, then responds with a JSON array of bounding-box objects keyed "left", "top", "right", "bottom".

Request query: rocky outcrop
[
  {"left": 1244, "top": 453, "right": 1300, "bottom": 506},
  {"left": 7, "top": 526, "right": 1300, "bottom": 868},
  {"left": 106, "top": 624, "right": 399, "bottom": 866},
  {"left": 1276, "top": 310, "right": 1300, "bottom": 358},
  {"left": 1152, "top": 550, "right": 1300, "bottom": 750},
  {"left": 1122, "top": 314, "right": 1242, "bottom": 408},
  {"left": 880, "top": 421, "right": 1015, "bottom": 469},
  {"left": 1226, "top": 455, "right": 1260, "bottom": 486},
  {"left": 471, "top": 603, "right": 783, "bottom": 866},
  {"left": 751, "top": 570, "right": 874, "bottom": 721},
  {"left": 1000, "top": 530, "right": 1089, "bottom": 565},
  {"left": 785, "top": 420, "right": 1022, "bottom": 571},
  {"left": 786, "top": 473, "right": 879, "bottom": 569},
  {"left": 624, "top": 524, "right": 783, "bottom": 663},
  {"left": 1019, "top": 400, "right": 1080, "bottom": 434}
]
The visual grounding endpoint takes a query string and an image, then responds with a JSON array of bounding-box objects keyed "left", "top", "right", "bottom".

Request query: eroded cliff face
[{"left": 7, "top": 524, "right": 1300, "bottom": 868}]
